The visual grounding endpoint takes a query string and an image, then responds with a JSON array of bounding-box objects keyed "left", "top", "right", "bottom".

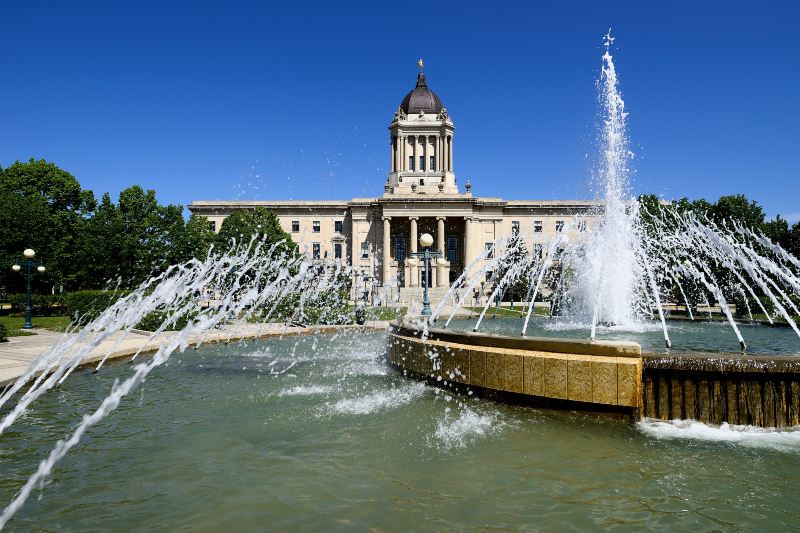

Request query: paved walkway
[{"left": 0, "top": 321, "right": 392, "bottom": 389}]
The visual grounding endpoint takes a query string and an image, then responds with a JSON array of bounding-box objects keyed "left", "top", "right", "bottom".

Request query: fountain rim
[{"left": 390, "top": 319, "right": 641, "bottom": 358}]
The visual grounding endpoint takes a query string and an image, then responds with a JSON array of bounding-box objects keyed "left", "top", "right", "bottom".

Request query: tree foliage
[{"left": 0, "top": 159, "right": 252, "bottom": 293}]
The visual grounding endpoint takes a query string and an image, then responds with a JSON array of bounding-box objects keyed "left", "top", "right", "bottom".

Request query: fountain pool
[
  {"left": 2, "top": 330, "right": 800, "bottom": 530},
  {"left": 446, "top": 316, "right": 800, "bottom": 356}
]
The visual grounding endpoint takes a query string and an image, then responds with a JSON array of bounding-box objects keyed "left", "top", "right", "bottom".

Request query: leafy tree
[
  {"left": 175, "top": 214, "right": 216, "bottom": 261},
  {"left": 0, "top": 159, "right": 95, "bottom": 292},
  {"left": 78, "top": 192, "right": 124, "bottom": 288},
  {"left": 710, "top": 194, "right": 765, "bottom": 229},
  {"left": 215, "top": 207, "right": 295, "bottom": 256}
]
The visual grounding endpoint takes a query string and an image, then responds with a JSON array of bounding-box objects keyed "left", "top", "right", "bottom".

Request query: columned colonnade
[
  {"left": 381, "top": 215, "right": 475, "bottom": 288},
  {"left": 390, "top": 134, "right": 453, "bottom": 173}
]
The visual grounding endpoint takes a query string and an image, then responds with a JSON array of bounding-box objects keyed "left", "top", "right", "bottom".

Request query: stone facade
[{"left": 189, "top": 69, "right": 601, "bottom": 302}]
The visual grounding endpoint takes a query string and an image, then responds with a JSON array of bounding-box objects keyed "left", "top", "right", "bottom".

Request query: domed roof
[{"left": 400, "top": 72, "right": 443, "bottom": 115}]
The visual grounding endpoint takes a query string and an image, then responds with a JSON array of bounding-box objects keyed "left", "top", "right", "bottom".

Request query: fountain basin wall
[
  {"left": 387, "top": 322, "right": 643, "bottom": 417},
  {"left": 643, "top": 354, "right": 800, "bottom": 428}
]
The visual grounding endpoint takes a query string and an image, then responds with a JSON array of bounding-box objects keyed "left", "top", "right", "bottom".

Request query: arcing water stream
[{"left": 429, "top": 31, "right": 800, "bottom": 352}]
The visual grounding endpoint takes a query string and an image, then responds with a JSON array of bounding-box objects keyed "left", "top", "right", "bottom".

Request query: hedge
[
  {"left": 0, "top": 322, "right": 7, "bottom": 342},
  {"left": 63, "top": 290, "right": 129, "bottom": 322}
]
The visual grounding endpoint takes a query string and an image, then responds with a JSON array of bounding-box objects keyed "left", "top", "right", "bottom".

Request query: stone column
[
  {"left": 399, "top": 136, "right": 405, "bottom": 172},
  {"left": 382, "top": 217, "right": 391, "bottom": 287},
  {"left": 437, "top": 216, "right": 447, "bottom": 289},
  {"left": 409, "top": 217, "right": 418, "bottom": 287},
  {"left": 391, "top": 137, "right": 396, "bottom": 173},
  {"left": 464, "top": 216, "right": 475, "bottom": 268},
  {"left": 448, "top": 136, "right": 453, "bottom": 172}
]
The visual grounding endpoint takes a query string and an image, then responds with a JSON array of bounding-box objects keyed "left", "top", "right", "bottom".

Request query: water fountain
[
  {"left": 1, "top": 31, "right": 800, "bottom": 530},
  {"left": 389, "top": 30, "right": 800, "bottom": 428}
]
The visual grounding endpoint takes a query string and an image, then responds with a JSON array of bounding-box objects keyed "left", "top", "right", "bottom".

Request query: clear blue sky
[{"left": 1, "top": 1, "right": 798, "bottom": 221}]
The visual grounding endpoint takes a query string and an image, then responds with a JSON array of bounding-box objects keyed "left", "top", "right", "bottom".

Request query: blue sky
[{"left": 1, "top": 1, "right": 798, "bottom": 221}]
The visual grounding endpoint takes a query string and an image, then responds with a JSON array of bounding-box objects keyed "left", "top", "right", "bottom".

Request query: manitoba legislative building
[{"left": 190, "top": 69, "right": 599, "bottom": 304}]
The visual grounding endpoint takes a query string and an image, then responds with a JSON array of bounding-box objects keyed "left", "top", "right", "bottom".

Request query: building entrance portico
[{"left": 381, "top": 210, "right": 474, "bottom": 291}]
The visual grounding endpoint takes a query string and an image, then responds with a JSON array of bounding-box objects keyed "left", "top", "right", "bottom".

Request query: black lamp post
[
  {"left": 11, "top": 248, "right": 46, "bottom": 330},
  {"left": 409, "top": 233, "right": 441, "bottom": 318}
]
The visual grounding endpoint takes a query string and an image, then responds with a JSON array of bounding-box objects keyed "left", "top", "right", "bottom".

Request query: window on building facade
[
  {"left": 420, "top": 178, "right": 425, "bottom": 186},
  {"left": 419, "top": 156, "right": 425, "bottom": 171},
  {"left": 291, "top": 220, "right": 299, "bottom": 232},
  {"left": 485, "top": 242, "right": 494, "bottom": 258},
  {"left": 534, "top": 221, "right": 542, "bottom": 232},
  {"left": 334, "top": 243, "right": 342, "bottom": 259},
  {"left": 555, "top": 220, "right": 564, "bottom": 232},
  {"left": 485, "top": 271, "right": 493, "bottom": 282},
  {"left": 511, "top": 220, "right": 519, "bottom": 234},
  {"left": 447, "top": 236, "right": 458, "bottom": 263},
  {"left": 312, "top": 221, "right": 320, "bottom": 233},
  {"left": 208, "top": 221, "right": 216, "bottom": 233},
  {"left": 334, "top": 220, "right": 343, "bottom": 233},
  {"left": 395, "top": 236, "right": 407, "bottom": 262},
  {"left": 430, "top": 156, "right": 435, "bottom": 170},
  {"left": 312, "top": 243, "right": 320, "bottom": 260},
  {"left": 578, "top": 220, "right": 586, "bottom": 232},
  {"left": 409, "top": 156, "right": 414, "bottom": 171},
  {"left": 361, "top": 242, "right": 369, "bottom": 259}
]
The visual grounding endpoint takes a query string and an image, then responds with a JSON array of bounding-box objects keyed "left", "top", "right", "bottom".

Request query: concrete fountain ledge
[{"left": 387, "top": 320, "right": 644, "bottom": 417}]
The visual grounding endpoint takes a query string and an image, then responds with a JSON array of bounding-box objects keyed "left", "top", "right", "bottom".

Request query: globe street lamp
[
  {"left": 11, "top": 248, "right": 46, "bottom": 329},
  {"left": 409, "top": 233, "right": 442, "bottom": 318}
]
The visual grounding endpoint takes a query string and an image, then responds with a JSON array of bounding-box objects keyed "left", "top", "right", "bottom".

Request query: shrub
[
  {"left": 135, "top": 311, "right": 196, "bottom": 332},
  {"left": 0, "top": 322, "right": 7, "bottom": 342},
  {"left": 5, "top": 293, "right": 62, "bottom": 315},
  {"left": 63, "top": 290, "right": 128, "bottom": 322}
]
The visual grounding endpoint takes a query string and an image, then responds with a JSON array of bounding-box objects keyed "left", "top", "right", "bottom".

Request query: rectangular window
[
  {"left": 555, "top": 220, "right": 564, "bottom": 232},
  {"left": 361, "top": 242, "right": 369, "bottom": 259},
  {"left": 312, "top": 243, "right": 320, "bottom": 259},
  {"left": 511, "top": 220, "right": 519, "bottom": 234},
  {"left": 578, "top": 220, "right": 586, "bottom": 232},
  {"left": 334, "top": 220, "right": 343, "bottom": 233},
  {"left": 208, "top": 221, "right": 216, "bottom": 232},
  {"left": 447, "top": 236, "right": 458, "bottom": 263},
  {"left": 430, "top": 155, "right": 435, "bottom": 170},
  {"left": 534, "top": 243, "right": 543, "bottom": 259},
  {"left": 534, "top": 221, "right": 542, "bottom": 233},
  {"left": 313, "top": 221, "right": 320, "bottom": 233},
  {"left": 291, "top": 220, "right": 300, "bottom": 232},
  {"left": 334, "top": 243, "right": 342, "bottom": 259},
  {"left": 419, "top": 156, "right": 425, "bottom": 171},
  {"left": 486, "top": 271, "right": 493, "bottom": 282},
  {"left": 420, "top": 178, "right": 425, "bottom": 186},
  {"left": 395, "top": 236, "right": 407, "bottom": 262},
  {"left": 485, "top": 242, "right": 494, "bottom": 258},
  {"left": 409, "top": 156, "right": 414, "bottom": 171}
]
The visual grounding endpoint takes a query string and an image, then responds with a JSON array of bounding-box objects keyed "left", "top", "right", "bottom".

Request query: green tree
[
  {"left": 215, "top": 207, "right": 295, "bottom": 256},
  {"left": 78, "top": 192, "right": 124, "bottom": 288},
  {"left": 175, "top": 214, "right": 216, "bottom": 261},
  {"left": 710, "top": 194, "right": 765, "bottom": 229},
  {"left": 0, "top": 159, "right": 95, "bottom": 292}
]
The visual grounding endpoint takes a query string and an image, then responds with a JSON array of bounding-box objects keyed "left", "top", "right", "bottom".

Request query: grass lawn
[{"left": 0, "top": 316, "right": 74, "bottom": 336}]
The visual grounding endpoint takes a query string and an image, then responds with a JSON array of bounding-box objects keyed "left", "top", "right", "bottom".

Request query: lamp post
[
  {"left": 11, "top": 248, "right": 46, "bottom": 329},
  {"left": 408, "top": 233, "right": 442, "bottom": 318}
]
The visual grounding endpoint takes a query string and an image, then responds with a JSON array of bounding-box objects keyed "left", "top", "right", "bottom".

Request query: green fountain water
[{"left": 2, "top": 331, "right": 800, "bottom": 530}]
